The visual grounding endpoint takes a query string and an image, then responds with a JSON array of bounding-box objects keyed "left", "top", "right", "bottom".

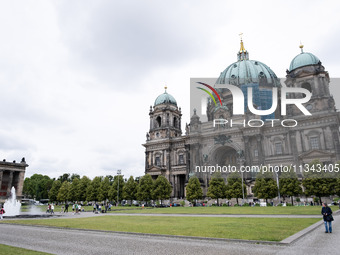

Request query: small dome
[
  {"left": 154, "top": 90, "right": 177, "bottom": 106},
  {"left": 216, "top": 59, "right": 280, "bottom": 87},
  {"left": 289, "top": 52, "right": 320, "bottom": 71}
]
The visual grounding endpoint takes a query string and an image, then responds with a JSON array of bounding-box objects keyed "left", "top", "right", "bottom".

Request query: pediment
[{"left": 299, "top": 149, "right": 333, "bottom": 159}]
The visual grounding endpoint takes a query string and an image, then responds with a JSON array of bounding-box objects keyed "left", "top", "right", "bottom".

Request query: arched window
[
  {"left": 156, "top": 116, "right": 161, "bottom": 127},
  {"left": 173, "top": 117, "right": 178, "bottom": 128},
  {"left": 301, "top": 82, "right": 312, "bottom": 92}
]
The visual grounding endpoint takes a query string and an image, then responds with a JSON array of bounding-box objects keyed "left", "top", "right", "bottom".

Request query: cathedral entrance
[
  {"left": 172, "top": 174, "right": 185, "bottom": 199},
  {"left": 212, "top": 146, "right": 238, "bottom": 167}
]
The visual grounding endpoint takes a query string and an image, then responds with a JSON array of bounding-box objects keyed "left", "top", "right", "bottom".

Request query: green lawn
[
  {"left": 4, "top": 215, "right": 319, "bottom": 241},
  {"left": 0, "top": 244, "right": 51, "bottom": 255},
  {"left": 108, "top": 205, "right": 338, "bottom": 215}
]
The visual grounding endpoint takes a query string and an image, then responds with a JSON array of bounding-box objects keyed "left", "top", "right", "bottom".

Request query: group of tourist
[
  {"left": 46, "top": 203, "right": 55, "bottom": 214},
  {"left": 92, "top": 202, "right": 112, "bottom": 213}
]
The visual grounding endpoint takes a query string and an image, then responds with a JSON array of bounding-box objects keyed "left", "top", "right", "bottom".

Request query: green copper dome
[
  {"left": 216, "top": 59, "right": 280, "bottom": 87},
  {"left": 289, "top": 51, "right": 320, "bottom": 71},
  {"left": 216, "top": 40, "right": 280, "bottom": 87},
  {"left": 154, "top": 90, "right": 177, "bottom": 106}
]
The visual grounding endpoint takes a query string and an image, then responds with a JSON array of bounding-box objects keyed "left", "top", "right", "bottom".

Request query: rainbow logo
[{"left": 196, "top": 82, "right": 222, "bottom": 106}]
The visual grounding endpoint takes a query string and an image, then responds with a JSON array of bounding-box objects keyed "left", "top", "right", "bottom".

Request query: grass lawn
[
  {"left": 0, "top": 244, "right": 51, "bottom": 255},
  {"left": 4, "top": 215, "right": 320, "bottom": 241},
  {"left": 108, "top": 205, "right": 338, "bottom": 215}
]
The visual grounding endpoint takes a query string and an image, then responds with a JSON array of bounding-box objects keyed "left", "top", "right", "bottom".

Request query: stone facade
[
  {"left": 143, "top": 43, "right": 340, "bottom": 199},
  {"left": 0, "top": 158, "right": 28, "bottom": 202}
]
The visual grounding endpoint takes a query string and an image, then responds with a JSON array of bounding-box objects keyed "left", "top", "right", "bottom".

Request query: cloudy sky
[{"left": 0, "top": 0, "right": 339, "bottom": 179}]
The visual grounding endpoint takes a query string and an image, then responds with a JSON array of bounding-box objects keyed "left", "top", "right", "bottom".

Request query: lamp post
[
  {"left": 117, "top": 169, "right": 121, "bottom": 207},
  {"left": 237, "top": 151, "right": 245, "bottom": 206},
  {"left": 275, "top": 171, "right": 281, "bottom": 205}
]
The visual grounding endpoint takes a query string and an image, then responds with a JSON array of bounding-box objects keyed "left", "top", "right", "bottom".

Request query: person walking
[
  {"left": 64, "top": 203, "right": 69, "bottom": 213},
  {"left": 321, "top": 202, "right": 333, "bottom": 233},
  {"left": 51, "top": 204, "right": 54, "bottom": 214},
  {"left": 0, "top": 207, "right": 5, "bottom": 220}
]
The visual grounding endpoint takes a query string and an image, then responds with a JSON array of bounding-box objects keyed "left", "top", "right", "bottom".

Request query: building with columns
[
  {"left": 143, "top": 40, "right": 340, "bottom": 200},
  {"left": 0, "top": 158, "right": 28, "bottom": 202}
]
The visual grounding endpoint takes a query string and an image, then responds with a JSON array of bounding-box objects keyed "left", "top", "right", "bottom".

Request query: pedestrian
[
  {"left": 0, "top": 207, "right": 5, "bottom": 220},
  {"left": 46, "top": 204, "right": 50, "bottom": 213},
  {"left": 93, "top": 203, "right": 96, "bottom": 213},
  {"left": 72, "top": 204, "right": 75, "bottom": 213},
  {"left": 64, "top": 203, "right": 69, "bottom": 213},
  {"left": 61, "top": 205, "right": 64, "bottom": 213},
  {"left": 50, "top": 204, "right": 54, "bottom": 214},
  {"left": 321, "top": 202, "right": 333, "bottom": 233}
]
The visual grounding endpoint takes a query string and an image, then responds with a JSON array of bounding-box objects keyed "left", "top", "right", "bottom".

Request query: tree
[
  {"left": 57, "top": 181, "right": 71, "bottom": 202},
  {"left": 86, "top": 176, "right": 102, "bottom": 202},
  {"left": 302, "top": 160, "right": 337, "bottom": 204},
  {"left": 123, "top": 176, "right": 138, "bottom": 205},
  {"left": 152, "top": 175, "right": 172, "bottom": 205},
  {"left": 78, "top": 176, "right": 91, "bottom": 202},
  {"left": 70, "top": 174, "right": 81, "bottom": 181},
  {"left": 58, "top": 173, "right": 71, "bottom": 183},
  {"left": 207, "top": 173, "right": 226, "bottom": 206},
  {"left": 186, "top": 176, "right": 203, "bottom": 202},
  {"left": 108, "top": 175, "right": 125, "bottom": 204},
  {"left": 49, "top": 180, "right": 61, "bottom": 202},
  {"left": 136, "top": 174, "right": 153, "bottom": 203},
  {"left": 23, "top": 174, "right": 53, "bottom": 201},
  {"left": 279, "top": 170, "right": 302, "bottom": 205},
  {"left": 98, "top": 176, "right": 111, "bottom": 202},
  {"left": 225, "top": 172, "right": 247, "bottom": 205},
  {"left": 253, "top": 171, "right": 277, "bottom": 204},
  {"left": 69, "top": 178, "right": 80, "bottom": 202}
]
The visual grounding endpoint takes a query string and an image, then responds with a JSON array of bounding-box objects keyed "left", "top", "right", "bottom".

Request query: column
[
  {"left": 256, "top": 135, "right": 265, "bottom": 165},
  {"left": 331, "top": 124, "right": 340, "bottom": 161},
  {"left": 289, "top": 131, "right": 299, "bottom": 166},
  {"left": 16, "top": 171, "right": 26, "bottom": 198},
  {"left": 7, "top": 171, "right": 14, "bottom": 195},
  {"left": 0, "top": 170, "right": 3, "bottom": 192}
]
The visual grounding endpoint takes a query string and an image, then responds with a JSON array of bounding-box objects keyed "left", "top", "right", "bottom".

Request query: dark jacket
[{"left": 321, "top": 206, "right": 333, "bottom": 221}]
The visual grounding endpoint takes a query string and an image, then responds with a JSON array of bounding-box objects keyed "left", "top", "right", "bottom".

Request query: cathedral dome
[
  {"left": 154, "top": 88, "right": 177, "bottom": 106},
  {"left": 216, "top": 40, "right": 280, "bottom": 87},
  {"left": 289, "top": 47, "right": 320, "bottom": 71}
]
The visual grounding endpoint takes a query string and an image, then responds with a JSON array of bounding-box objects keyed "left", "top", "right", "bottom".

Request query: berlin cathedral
[{"left": 143, "top": 40, "right": 340, "bottom": 200}]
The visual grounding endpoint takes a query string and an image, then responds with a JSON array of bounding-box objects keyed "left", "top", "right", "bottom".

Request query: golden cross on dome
[
  {"left": 299, "top": 41, "right": 304, "bottom": 53},
  {"left": 239, "top": 33, "right": 246, "bottom": 53},
  {"left": 164, "top": 86, "right": 167, "bottom": 92}
]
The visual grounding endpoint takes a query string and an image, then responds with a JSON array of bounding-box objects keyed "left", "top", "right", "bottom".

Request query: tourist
[
  {"left": 51, "top": 204, "right": 54, "bottom": 214},
  {"left": 61, "top": 205, "right": 64, "bottom": 213},
  {"left": 321, "top": 203, "right": 333, "bottom": 233},
  {"left": 72, "top": 204, "right": 75, "bottom": 213},
  {"left": 64, "top": 203, "right": 69, "bottom": 213},
  {"left": 0, "top": 206, "right": 5, "bottom": 220},
  {"left": 46, "top": 204, "right": 50, "bottom": 213},
  {"left": 93, "top": 203, "right": 97, "bottom": 213}
]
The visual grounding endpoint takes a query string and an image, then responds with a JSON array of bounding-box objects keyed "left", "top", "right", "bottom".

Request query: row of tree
[
  {"left": 186, "top": 160, "right": 340, "bottom": 204},
  {"left": 23, "top": 160, "right": 340, "bottom": 204},
  {"left": 23, "top": 174, "right": 172, "bottom": 204}
]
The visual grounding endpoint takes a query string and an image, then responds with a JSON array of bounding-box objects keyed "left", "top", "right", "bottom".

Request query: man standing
[{"left": 321, "top": 203, "right": 333, "bottom": 233}]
